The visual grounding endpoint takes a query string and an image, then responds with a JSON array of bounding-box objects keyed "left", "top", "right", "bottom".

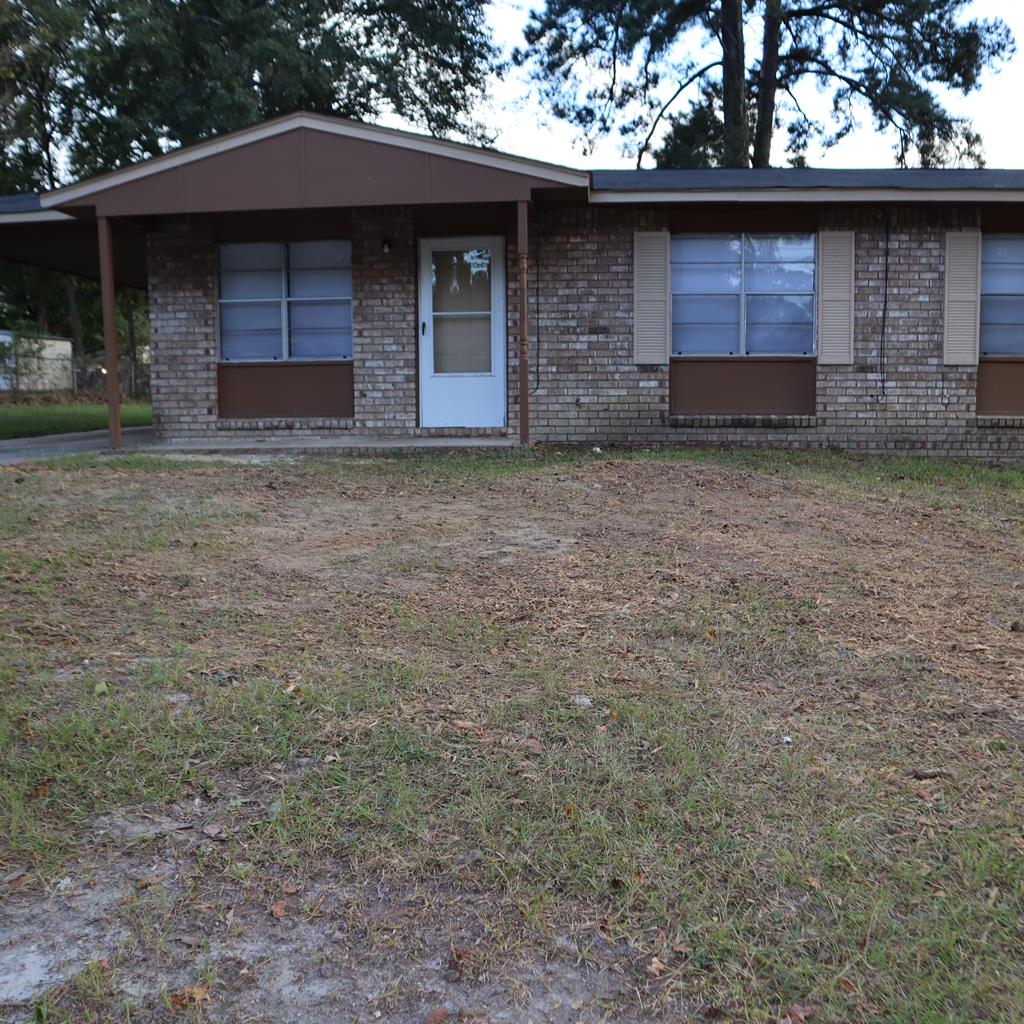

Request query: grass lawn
[
  {"left": 1, "top": 448, "right": 1022, "bottom": 1022},
  {"left": 0, "top": 400, "right": 152, "bottom": 440}
]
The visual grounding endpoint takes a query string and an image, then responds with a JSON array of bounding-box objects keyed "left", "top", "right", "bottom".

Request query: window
[
  {"left": 981, "top": 236, "right": 1024, "bottom": 356},
  {"left": 218, "top": 241, "right": 352, "bottom": 361},
  {"left": 671, "top": 234, "right": 816, "bottom": 357}
]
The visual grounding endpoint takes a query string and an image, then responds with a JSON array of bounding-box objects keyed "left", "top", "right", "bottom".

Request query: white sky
[{"left": 472, "top": 0, "right": 1023, "bottom": 170}]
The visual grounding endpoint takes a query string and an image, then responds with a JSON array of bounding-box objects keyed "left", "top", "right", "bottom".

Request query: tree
[
  {"left": 515, "top": 1, "right": 1014, "bottom": 168},
  {"left": 70, "top": 0, "right": 498, "bottom": 174},
  {"left": 0, "top": 0, "right": 497, "bottom": 356}
]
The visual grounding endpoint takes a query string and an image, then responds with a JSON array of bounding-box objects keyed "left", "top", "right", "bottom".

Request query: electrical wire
[{"left": 878, "top": 209, "right": 891, "bottom": 402}]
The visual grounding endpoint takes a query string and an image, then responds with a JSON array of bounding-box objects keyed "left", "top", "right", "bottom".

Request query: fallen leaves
[
  {"left": 170, "top": 985, "right": 210, "bottom": 1010},
  {"left": 646, "top": 955, "right": 667, "bottom": 978},
  {"left": 779, "top": 1003, "right": 816, "bottom": 1024},
  {"left": 269, "top": 900, "right": 290, "bottom": 920}
]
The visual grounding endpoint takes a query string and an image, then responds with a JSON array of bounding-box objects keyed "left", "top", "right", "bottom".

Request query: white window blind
[
  {"left": 670, "top": 234, "right": 816, "bottom": 357},
  {"left": 980, "top": 235, "right": 1024, "bottom": 356},
  {"left": 218, "top": 241, "right": 353, "bottom": 361}
]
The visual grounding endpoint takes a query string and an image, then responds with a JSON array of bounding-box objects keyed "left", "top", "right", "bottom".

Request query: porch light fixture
[{"left": 382, "top": 239, "right": 392, "bottom": 254}]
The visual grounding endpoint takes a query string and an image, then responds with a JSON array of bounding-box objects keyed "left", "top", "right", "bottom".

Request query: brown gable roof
[{"left": 41, "top": 113, "right": 589, "bottom": 217}]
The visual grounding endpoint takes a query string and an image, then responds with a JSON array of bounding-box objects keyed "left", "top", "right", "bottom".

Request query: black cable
[
  {"left": 878, "top": 209, "right": 891, "bottom": 402},
  {"left": 531, "top": 227, "right": 541, "bottom": 394}
]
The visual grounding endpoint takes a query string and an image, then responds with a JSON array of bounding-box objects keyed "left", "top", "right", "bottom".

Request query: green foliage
[
  {"left": 0, "top": 0, "right": 497, "bottom": 345},
  {"left": 515, "top": 0, "right": 1014, "bottom": 168}
]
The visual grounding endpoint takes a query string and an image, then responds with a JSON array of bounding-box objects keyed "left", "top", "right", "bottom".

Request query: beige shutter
[
  {"left": 944, "top": 229, "right": 981, "bottom": 366},
  {"left": 633, "top": 230, "right": 671, "bottom": 364},
  {"left": 817, "top": 231, "right": 855, "bottom": 364}
]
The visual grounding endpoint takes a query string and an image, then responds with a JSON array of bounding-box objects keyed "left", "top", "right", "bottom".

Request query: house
[
  {"left": 0, "top": 112, "right": 1022, "bottom": 457},
  {"left": 0, "top": 332, "right": 74, "bottom": 392}
]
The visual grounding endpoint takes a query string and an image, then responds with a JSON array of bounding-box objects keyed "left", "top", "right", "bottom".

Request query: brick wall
[
  {"left": 351, "top": 207, "right": 418, "bottom": 434},
  {"left": 528, "top": 205, "right": 1024, "bottom": 458},
  {"left": 147, "top": 206, "right": 1023, "bottom": 458},
  {"left": 147, "top": 219, "right": 218, "bottom": 441}
]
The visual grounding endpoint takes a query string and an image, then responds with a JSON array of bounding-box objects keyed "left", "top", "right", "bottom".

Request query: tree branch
[{"left": 635, "top": 60, "right": 722, "bottom": 167}]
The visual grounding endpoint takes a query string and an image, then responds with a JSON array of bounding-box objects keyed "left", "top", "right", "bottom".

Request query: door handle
[{"left": 421, "top": 321, "right": 427, "bottom": 336}]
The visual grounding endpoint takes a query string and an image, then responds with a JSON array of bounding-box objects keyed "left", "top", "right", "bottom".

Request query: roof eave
[{"left": 589, "top": 187, "right": 1024, "bottom": 204}]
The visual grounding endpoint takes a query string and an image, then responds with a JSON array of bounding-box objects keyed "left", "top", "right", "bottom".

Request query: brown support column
[
  {"left": 96, "top": 216, "right": 122, "bottom": 449},
  {"left": 516, "top": 200, "right": 530, "bottom": 446}
]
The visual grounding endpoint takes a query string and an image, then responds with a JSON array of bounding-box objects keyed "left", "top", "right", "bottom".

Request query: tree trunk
[
  {"left": 126, "top": 290, "right": 137, "bottom": 398},
  {"left": 63, "top": 275, "right": 84, "bottom": 358},
  {"left": 752, "top": 0, "right": 783, "bottom": 168},
  {"left": 720, "top": 0, "right": 749, "bottom": 167}
]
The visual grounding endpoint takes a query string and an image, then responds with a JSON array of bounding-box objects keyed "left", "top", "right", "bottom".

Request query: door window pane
[
  {"left": 432, "top": 249, "right": 492, "bottom": 313},
  {"left": 434, "top": 314, "right": 491, "bottom": 373}
]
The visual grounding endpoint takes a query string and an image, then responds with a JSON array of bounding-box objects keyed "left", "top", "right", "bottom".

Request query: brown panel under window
[
  {"left": 218, "top": 362, "right": 354, "bottom": 419},
  {"left": 977, "top": 359, "right": 1024, "bottom": 415},
  {"left": 670, "top": 358, "right": 816, "bottom": 415}
]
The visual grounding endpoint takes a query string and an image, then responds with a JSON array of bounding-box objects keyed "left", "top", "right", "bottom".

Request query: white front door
[{"left": 418, "top": 236, "right": 506, "bottom": 428}]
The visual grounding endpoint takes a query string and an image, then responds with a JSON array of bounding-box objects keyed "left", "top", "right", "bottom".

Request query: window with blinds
[
  {"left": 980, "top": 235, "right": 1024, "bottom": 356},
  {"left": 670, "top": 234, "right": 816, "bottom": 357},
  {"left": 218, "top": 241, "right": 353, "bottom": 362}
]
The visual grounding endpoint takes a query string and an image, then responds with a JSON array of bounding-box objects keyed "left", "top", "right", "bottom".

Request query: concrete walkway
[
  {"left": 0, "top": 427, "right": 518, "bottom": 465},
  {"left": 0, "top": 427, "right": 155, "bottom": 466}
]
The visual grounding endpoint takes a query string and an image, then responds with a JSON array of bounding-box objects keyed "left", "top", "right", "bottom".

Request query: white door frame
[{"left": 418, "top": 235, "right": 506, "bottom": 429}]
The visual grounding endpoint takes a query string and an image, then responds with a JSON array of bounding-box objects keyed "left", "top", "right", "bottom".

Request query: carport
[{"left": 0, "top": 194, "right": 147, "bottom": 448}]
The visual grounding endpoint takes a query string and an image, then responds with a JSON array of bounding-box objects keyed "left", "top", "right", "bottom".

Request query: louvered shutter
[
  {"left": 944, "top": 229, "right": 981, "bottom": 366},
  {"left": 633, "top": 231, "right": 670, "bottom": 364},
  {"left": 817, "top": 231, "right": 855, "bottom": 364}
]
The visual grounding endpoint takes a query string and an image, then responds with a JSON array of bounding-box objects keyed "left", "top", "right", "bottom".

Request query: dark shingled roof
[
  {"left": 590, "top": 168, "right": 1024, "bottom": 191},
  {"left": 0, "top": 194, "right": 42, "bottom": 212}
]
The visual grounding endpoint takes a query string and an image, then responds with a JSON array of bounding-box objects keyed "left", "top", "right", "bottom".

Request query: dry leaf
[
  {"left": 780, "top": 1003, "right": 816, "bottom": 1024},
  {"left": 3, "top": 864, "right": 27, "bottom": 888},
  {"left": 422, "top": 1009, "right": 449, "bottom": 1024},
  {"left": 646, "top": 955, "right": 667, "bottom": 978},
  {"left": 170, "top": 985, "right": 210, "bottom": 1009},
  {"left": 270, "top": 900, "right": 290, "bottom": 919},
  {"left": 282, "top": 881, "right": 300, "bottom": 895}
]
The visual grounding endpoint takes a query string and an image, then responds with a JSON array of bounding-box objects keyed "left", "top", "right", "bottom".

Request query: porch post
[
  {"left": 96, "top": 216, "right": 122, "bottom": 449},
  {"left": 516, "top": 200, "right": 530, "bottom": 445}
]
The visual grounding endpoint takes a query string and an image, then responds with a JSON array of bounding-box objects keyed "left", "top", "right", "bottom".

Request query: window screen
[
  {"left": 671, "top": 234, "right": 815, "bottom": 356},
  {"left": 218, "top": 241, "right": 353, "bottom": 361},
  {"left": 981, "top": 236, "right": 1024, "bottom": 356}
]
